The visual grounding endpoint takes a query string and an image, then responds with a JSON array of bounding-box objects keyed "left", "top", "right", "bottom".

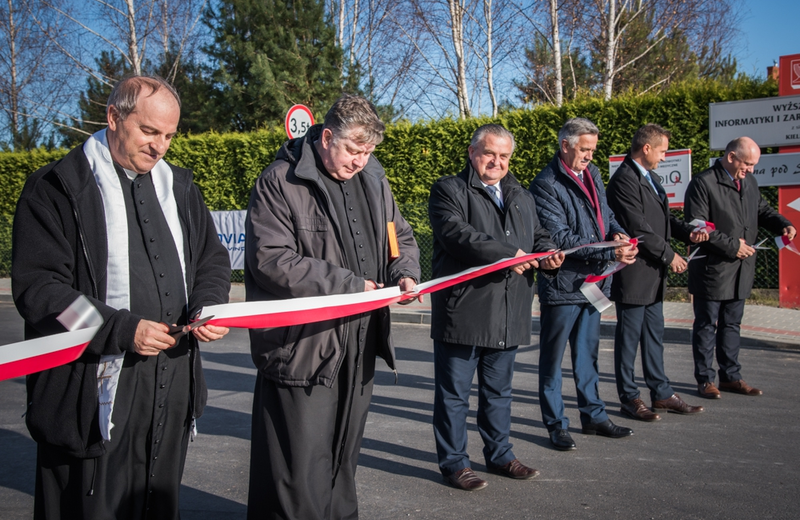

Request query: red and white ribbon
[
  {"left": 688, "top": 219, "right": 715, "bottom": 233},
  {"left": 0, "top": 296, "right": 102, "bottom": 382},
  {"left": 775, "top": 235, "right": 800, "bottom": 255},
  {"left": 579, "top": 238, "right": 638, "bottom": 312}
]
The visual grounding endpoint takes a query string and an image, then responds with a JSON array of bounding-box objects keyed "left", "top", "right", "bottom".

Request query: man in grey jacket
[
  {"left": 245, "top": 95, "right": 421, "bottom": 519},
  {"left": 429, "top": 124, "right": 563, "bottom": 491}
]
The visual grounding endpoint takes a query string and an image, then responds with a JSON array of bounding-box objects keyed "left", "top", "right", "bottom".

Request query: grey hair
[
  {"left": 557, "top": 117, "right": 599, "bottom": 148},
  {"left": 470, "top": 124, "right": 516, "bottom": 153},
  {"left": 107, "top": 75, "right": 181, "bottom": 121},
  {"left": 323, "top": 94, "right": 385, "bottom": 146}
]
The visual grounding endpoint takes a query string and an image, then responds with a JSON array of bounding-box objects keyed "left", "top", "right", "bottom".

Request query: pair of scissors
[{"left": 164, "top": 315, "right": 214, "bottom": 339}]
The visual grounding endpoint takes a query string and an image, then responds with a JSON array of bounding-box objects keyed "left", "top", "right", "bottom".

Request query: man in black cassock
[
  {"left": 12, "top": 75, "right": 231, "bottom": 520},
  {"left": 245, "top": 94, "right": 421, "bottom": 519}
]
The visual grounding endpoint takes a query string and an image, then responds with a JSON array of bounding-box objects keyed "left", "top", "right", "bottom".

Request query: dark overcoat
[
  {"left": 606, "top": 155, "right": 693, "bottom": 305},
  {"left": 428, "top": 162, "right": 556, "bottom": 349},
  {"left": 685, "top": 159, "right": 791, "bottom": 301}
]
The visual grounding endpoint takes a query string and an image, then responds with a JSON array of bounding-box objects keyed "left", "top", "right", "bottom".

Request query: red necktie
[{"left": 735, "top": 179, "right": 741, "bottom": 191}]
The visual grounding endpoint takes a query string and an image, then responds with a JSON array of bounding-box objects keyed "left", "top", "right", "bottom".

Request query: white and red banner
[
  {"left": 2, "top": 240, "right": 632, "bottom": 381},
  {"left": 0, "top": 296, "right": 102, "bottom": 382},
  {"left": 776, "top": 235, "right": 800, "bottom": 255}
]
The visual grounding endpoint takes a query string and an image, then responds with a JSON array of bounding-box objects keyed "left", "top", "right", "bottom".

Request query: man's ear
[
  {"left": 107, "top": 105, "right": 119, "bottom": 131},
  {"left": 321, "top": 128, "right": 334, "bottom": 150}
]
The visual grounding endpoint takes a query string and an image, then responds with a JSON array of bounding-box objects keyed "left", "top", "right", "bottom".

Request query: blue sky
[{"left": 736, "top": 0, "right": 800, "bottom": 77}]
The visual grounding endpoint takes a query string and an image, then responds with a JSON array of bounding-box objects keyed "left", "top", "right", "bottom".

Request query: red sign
[
  {"left": 778, "top": 54, "right": 800, "bottom": 308},
  {"left": 284, "top": 105, "right": 315, "bottom": 139}
]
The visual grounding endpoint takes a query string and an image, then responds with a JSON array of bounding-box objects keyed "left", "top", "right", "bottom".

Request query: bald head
[{"left": 722, "top": 136, "right": 760, "bottom": 181}]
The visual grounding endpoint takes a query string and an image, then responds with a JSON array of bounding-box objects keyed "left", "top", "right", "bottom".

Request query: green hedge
[{"left": 0, "top": 78, "right": 781, "bottom": 280}]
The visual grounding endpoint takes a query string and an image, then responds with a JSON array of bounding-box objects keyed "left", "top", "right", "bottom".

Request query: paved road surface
[{"left": 2, "top": 301, "right": 800, "bottom": 519}]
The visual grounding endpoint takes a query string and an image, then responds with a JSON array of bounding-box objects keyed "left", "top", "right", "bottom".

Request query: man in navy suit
[{"left": 606, "top": 124, "right": 706, "bottom": 421}]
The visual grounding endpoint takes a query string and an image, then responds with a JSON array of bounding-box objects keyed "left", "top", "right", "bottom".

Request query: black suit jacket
[{"left": 607, "top": 155, "right": 693, "bottom": 305}]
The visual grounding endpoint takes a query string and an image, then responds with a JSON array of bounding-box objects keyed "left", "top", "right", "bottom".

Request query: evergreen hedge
[{"left": 0, "top": 78, "right": 781, "bottom": 281}]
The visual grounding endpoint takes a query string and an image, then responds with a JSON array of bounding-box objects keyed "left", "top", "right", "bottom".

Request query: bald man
[{"left": 685, "top": 136, "right": 796, "bottom": 399}]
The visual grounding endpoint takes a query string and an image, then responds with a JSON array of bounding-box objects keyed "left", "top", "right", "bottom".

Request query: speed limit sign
[{"left": 285, "top": 104, "right": 315, "bottom": 139}]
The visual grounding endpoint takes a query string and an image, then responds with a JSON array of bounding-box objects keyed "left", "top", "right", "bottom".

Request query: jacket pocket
[{"left": 296, "top": 216, "right": 329, "bottom": 232}]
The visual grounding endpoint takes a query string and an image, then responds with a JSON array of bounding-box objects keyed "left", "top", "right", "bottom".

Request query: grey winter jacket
[{"left": 244, "top": 126, "right": 420, "bottom": 387}]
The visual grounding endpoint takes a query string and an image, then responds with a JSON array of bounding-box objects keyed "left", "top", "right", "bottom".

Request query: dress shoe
[
  {"left": 620, "top": 398, "right": 661, "bottom": 422},
  {"left": 698, "top": 382, "right": 721, "bottom": 399},
  {"left": 652, "top": 393, "right": 704, "bottom": 414},
  {"left": 487, "top": 459, "right": 540, "bottom": 480},
  {"left": 719, "top": 380, "right": 762, "bottom": 396},
  {"left": 549, "top": 429, "right": 577, "bottom": 451},
  {"left": 444, "top": 467, "right": 488, "bottom": 491},
  {"left": 581, "top": 419, "right": 633, "bottom": 438}
]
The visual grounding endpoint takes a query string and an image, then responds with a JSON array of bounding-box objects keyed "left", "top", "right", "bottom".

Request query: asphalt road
[{"left": 2, "top": 300, "right": 800, "bottom": 519}]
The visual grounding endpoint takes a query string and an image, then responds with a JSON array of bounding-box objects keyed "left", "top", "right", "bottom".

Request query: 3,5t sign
[{"left": 285, "top": 105, "right": 315, "bottom": 139}]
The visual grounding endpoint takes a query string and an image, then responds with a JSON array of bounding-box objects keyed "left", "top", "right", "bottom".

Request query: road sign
[
  {"left": 708, "top": 95, "right": 800, "bottom": 150},
  {"left": 285, "top": 104, "right": 314, "bottom": 139},
  {"left": 609, "top": 149, "right": 691, "bottom": 208}
]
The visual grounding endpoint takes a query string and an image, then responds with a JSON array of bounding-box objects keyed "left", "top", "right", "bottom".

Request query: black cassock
[{"left": 35, "top": 168, "right": 194, "bottom": 520}]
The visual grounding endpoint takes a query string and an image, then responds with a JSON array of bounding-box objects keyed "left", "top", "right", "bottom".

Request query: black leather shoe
[
  {"left": 549, "top": 429, "right": 577, "bottom": 451},
  {"left": 487, "top": 459, "right": 540, "bottom": 480},
  {"left": 444, "top": 467, "right": 488, "bottom": 491},
  {"left": 581, "top": 419, "right": 633, "bottom": 438}
]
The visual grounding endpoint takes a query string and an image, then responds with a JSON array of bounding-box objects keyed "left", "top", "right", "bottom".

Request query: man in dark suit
[
  {"left": 606, "top": 124, "right": 706, "bottom": 421},
  {"left": 685, "top": 136, "right": 795, "bottom": 398}
]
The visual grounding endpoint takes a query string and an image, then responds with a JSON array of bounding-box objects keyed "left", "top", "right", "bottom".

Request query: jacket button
[
  {"left": 499, "top": 341, "right": 505, "bottom": 347},
  {"left": 585, "top": 261, "right": 589, "bottom": 265},
  {"left": 506, "top": 230, "right": 510, "bottom": 236}
]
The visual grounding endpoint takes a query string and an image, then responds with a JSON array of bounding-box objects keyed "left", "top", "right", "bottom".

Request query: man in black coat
[
  {"left": 12, "top": 76, "right": 231, "bottom": 520},
  {"left": 428, "top": 124, "right": 563, "bottom": 491},
  {"left": 685, "top": 136, "right": 795, "bottom": 398},
  {"left": 606, "top": 124, "right": 706, "bottom": 422}
]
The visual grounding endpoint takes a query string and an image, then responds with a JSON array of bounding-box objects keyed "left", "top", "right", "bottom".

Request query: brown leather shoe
[
  {"left": 719, "top": 380, "right": 762, "bottom": 396},
  {"left": 445, "top": 467, "right": 488, "bottom": 491},
  {"left": 652, "top": 393, "right": 704, "bottom": 414},
  {"left": 698, "top": 382, "right": 721, "bottom": 399},
  {"left": 620, "top": 398, "right": 661, "bottom": 422},
  {"left": 488, "top": 459, "right": 540, "bottom": 480}
]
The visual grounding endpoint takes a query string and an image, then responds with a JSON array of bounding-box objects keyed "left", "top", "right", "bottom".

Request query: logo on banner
[{"left": 792, "top": 59, "right": 800, "bottom": 90}]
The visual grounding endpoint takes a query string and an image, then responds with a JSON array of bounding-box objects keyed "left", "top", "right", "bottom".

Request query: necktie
[
  {"left": 644, "top": 170, "right": 664, "bottom": 200},
  {"left": 735, "top": 179, "right": 741, "bottom": 191},
  {"left": 486, "top": 185, "right": 503, "bottom": 209}
]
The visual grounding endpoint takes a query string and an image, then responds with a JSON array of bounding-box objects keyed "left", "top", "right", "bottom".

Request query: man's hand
[
  {"left": 539, "top": 250, "right": 565, "bottom": 270},
  {"left": 689, "top": 230, "right": 709, "bottom": 243},
  {"left": 192, "top": 324, "right": 229, "bottom": 343},
  {"left": 784, "top": 226, "right": 797, "bottom": 241},
  {"left": 134, "top": 320, "right": 176, "bottom": 356},
  {"left": 736, "top": 238, "right": 755, "bottom": 259},
  {"left": 365, "top": 280, "right": 384, "bottom": 291},
  {"left": 614, "top": 240, "right": 638, "bottom": 265},
  {"left": 670, "top": 254, "right": 688, "bottom": 273},
  {"left": 398, "top": 276, "right": 423, "bottom": 304},
  {"left": 612, "top": 233, "right": 630, "bottom": 242},
  {"left": 511, "top": 249, "right": 537, "bottom": 275}
]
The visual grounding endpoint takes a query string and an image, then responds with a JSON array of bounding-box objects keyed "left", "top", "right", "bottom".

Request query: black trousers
[
  {"left": 691, "top": 297, "right": 746, "bottom": 384},
  {"left": 247, "top": 323, "right": 377, "bottom": 520}
]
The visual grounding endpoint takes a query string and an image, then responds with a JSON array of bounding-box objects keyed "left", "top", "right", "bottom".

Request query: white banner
[
  {"left": 609, "top": 149, "right": 692, "bottom": 208},
  {"left": 708, "top": 152, "right": 800, "bottom": 187},
  {"left": 211, "top": 210, "right": 247, "bottom": 270},
  {"left": 709, "top": 95, "right": 800, "bottom": 150}
]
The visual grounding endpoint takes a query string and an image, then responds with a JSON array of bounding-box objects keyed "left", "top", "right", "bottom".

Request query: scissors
[
  {"left": 165, "top": 315, "right": 214, "bottom": 339},
  {"left": 751, "top": 238, "right": 771, "bottom": 250}
]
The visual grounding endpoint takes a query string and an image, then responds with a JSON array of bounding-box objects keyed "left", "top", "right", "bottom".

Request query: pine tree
[
  {"left": 203, "top": 0, "right": 345, "bottom": 132},
  {"left": 59, "top": 51, "right": 129, "bottom": 147}
]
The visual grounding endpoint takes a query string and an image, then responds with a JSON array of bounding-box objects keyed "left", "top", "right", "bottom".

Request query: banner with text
[
  {"left": 211, "top": 210, "right": 247, "bottom": 270},
  {"left": 609, "top": 149, "right": 692, "bottom": 208},
  {"left": 709, "top": 95, "right": 800, "bottom": 150}
]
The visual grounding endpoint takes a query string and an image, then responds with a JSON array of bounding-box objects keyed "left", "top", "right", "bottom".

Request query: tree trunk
[
  {"left": 602, "top": 0, "right": 616, "bottom": 101},
  {"left": 549, "top": 0, "right": 563, "bottom": 106},
  {"left": 484, "top": 0, "right": 496, "bottom": 117},
  {"left": 447, "top": 0, "right": 470, "bottom": 118}
]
